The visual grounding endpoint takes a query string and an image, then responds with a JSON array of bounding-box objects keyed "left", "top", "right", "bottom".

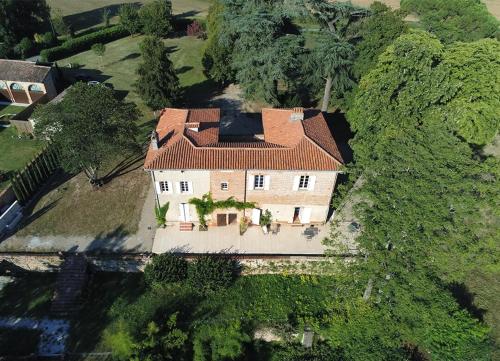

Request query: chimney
[
  {"left": 290, "top": 107, "right": 304, "bottom": 122},
  {"left": 151, "top": 130, "right": 159, "bottom": 150}
]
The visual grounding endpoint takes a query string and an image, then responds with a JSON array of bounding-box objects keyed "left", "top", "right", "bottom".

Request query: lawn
[
  {"left": 59, "top": 34, "right": 213, "bottom": 131},
  {"left": 46, "top": 0, "right": 210, "bottom": 33},
  {"left": 16, "top": 161, "right": 149, "bottom": 237},
  {"left": 0, "top": 105, "right": 45, "bottom": 190}
]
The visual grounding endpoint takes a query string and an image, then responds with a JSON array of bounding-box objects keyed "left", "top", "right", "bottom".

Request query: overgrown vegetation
[
  {"left": 189, "top": 193, "right": 255, "bottom": 228},
  {"left": 144, "top": 253, "right": 188, "bottom": 285}
]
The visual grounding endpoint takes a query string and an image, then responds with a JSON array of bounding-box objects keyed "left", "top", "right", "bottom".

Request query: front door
[
  {"left": 293, "top": 207, "right": 301, "bottom": 223},
  {"left": 179, "top": 203, "right": 190, "bottom": 222},
  {"left": 217, "top": 214, "right": 227, "bottom": 226}
]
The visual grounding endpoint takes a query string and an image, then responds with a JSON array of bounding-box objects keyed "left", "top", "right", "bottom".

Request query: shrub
[
  {"left": 40, "top": 25, "right": 128, "bottom": 61},
  {"left": 144, "top": 253, "right": 188, "bottom": 285},
  {"left": 188, "top": 254, "right": 239, "bottom": 295},
  {"left": 187, "top": 20, "right": 205, "bottom": 38},
  {"left": 155, "top": 202, "right": 169, "bottom": 227},
  {"left": 139, "top": 0, "right": 173, "bottom": 37}
]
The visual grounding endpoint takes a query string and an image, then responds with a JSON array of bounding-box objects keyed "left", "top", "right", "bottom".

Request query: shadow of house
[
  {"left": 84, "top": 224, "right": 140, "bottom": 253},
  {"left": 181, "top": 79, "right": 222, "bottom": 108},
  {"left": 64, "top": 3, "right": 141, "bottom": 33}
]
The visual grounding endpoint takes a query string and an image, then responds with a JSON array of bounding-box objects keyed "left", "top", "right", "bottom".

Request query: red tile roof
[{"left": 144, "top": 108, "right": 344, "bottom": 171}]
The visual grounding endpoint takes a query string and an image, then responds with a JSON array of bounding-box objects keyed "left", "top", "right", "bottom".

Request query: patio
[{"left": 152, "top": 222, "right": 358, "bottom": 255}]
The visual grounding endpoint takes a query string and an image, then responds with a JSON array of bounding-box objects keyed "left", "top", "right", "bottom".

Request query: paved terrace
[{"left": 152, "top": 223, "right": 358, "bottom": 255}]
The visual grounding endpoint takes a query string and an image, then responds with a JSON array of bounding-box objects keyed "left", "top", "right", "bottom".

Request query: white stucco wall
[{"left": 152, "top": 170, "right": 210, "bottom": 222}]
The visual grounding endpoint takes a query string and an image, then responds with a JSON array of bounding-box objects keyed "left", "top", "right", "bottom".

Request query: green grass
[
  {"left": 0, "top": 273, "right": 56, "bottom": 318},
  {"left": 0, "top": 104, "right": 45, "bottom": 190},
  {"left": 59, "top": 34, "right": 212, "bottom": 130},
  {"left": 0, "top": 328, "right": 40, "bottom": 356}
]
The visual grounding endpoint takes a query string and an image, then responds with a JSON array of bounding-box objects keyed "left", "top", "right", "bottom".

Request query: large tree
[
  {"left": 139, "top": 0, "right": 173, "bottom": 37},
  {"left": 33, "top": 83, "right": 139, "bottom": 185},
  {"left": 136, "top": 36, "right": 181, "bottom": 110},
  {"left": 310, "top": 36, "right": 355, "bottom": 112},
  {"left": 0, "top": 0, "right": 51, "bottom": 57},
  {"left": 327, "top": 30, "right": 500, "bottom": 358},
  {"left": 401, "top": 0, "right": 499, "bottom": 43},
  {"left": 353, "top": 1, "right": 408, "bottom": 79}
]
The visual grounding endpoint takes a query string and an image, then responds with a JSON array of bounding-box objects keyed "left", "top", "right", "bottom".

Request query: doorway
[
  {"left": 293, "top": 207, "right": 301, "bottom": 223},
  {"left": 179, "top": 203, "right": 190, "bottom": 222}
]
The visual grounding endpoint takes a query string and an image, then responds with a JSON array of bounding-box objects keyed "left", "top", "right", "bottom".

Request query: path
[
  {"left": 51, "top": 254, "right": 88, "bottom": 316},
  {"left": 0, "top": 317, "right": 69, "bottom": 356}
]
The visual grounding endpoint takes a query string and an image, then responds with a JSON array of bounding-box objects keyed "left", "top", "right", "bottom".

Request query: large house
[
  {"left": 0, "top": 59, "right": 57, "bottom": 105},
  {"left": 144, "top": 107, "right": 344, "bottom": 229}
]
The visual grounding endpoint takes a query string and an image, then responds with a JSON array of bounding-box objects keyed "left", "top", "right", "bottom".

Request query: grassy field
[
  {"left": 47, "top": 0, "right": 210, "bottom": 33},
  {"left": 0, "top": 105, "right": 45, "bottom": 190}
]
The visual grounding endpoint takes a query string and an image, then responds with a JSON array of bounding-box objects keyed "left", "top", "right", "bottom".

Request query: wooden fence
[{"left": 9, "top": 145, "right": 61, "bottom": 205}]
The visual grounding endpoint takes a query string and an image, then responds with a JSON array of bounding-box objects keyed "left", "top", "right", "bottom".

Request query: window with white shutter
[
  {"left": 254, "top": 175, "right": 264, "bottom": 190},
  {"left": 180, "top": 181, "right": 189, "bottom": 193}
]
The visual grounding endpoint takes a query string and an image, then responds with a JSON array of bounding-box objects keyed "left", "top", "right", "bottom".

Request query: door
[
  {"left": 251, "top": 208, "right": 261, "bottom": 225},
  {"left": 299, "top": 208, "right": 312, "bottom": 224},
  {"left": 217, "top": 214, "right": 227, "bottom": 226},
  {"left": 293, "top": 207, "right": 301, "bottom": 223},
  {"left": 228, "top": 213, "right": 238, "bottom": 225},
  {"left": 179, "top": 203, "right": 190, "bottom": 222}
]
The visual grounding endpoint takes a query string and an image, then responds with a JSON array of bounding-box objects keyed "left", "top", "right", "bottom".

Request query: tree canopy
[
  {"left": 401, "top": 0, "right": 499, "bottom": 43},
  {"left": 33, "top": 83, "right": 139, "bottom": 185},
  {"left": 139, "top": 0, "right": 173, "bottom": 37},
  {"left": 0, "top": 0, "right": 51, "bottom": 57},
  {"left": 136, "top": 36, "right": 181, "bottom": 110}
]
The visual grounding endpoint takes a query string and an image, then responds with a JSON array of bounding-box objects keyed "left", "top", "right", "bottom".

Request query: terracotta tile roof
[
  {"left": 0, "top": 59, "right": 52, "bottom": 83},
  {"left": 145, "top": 108, "right": 344, "bottom": 171}
]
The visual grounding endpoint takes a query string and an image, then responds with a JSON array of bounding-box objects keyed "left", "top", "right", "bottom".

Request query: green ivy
[{"left": 189, "top": 193, "right": 255, "bottom": 228}]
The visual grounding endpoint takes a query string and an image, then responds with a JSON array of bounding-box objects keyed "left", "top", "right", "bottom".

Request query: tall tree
[
  {"left": 203, "top": 0, "right": 234, "bottom": 84},
  {"left": 118, "top": 3, "right": 142, "bottom": 35},
  {"left": 353, "top": 1, "right": 408, "bottom": 79},
  {"left": 0, "top": 0, "right": 51, "bottom": 57},
  {"left": 401, "top": 0, "right": 499, "bottom": 43},
  {"left": 328, "top": 30, "right": 499, "bottom": 358},
  {"left": 139, "top": 0, "right": 173, "bottom": 37},
  {"left": 305, "top": 0, "right": 370, "bottom": 111},
  {"left": 310, "top": 36, "right": 355, "bottom": 112},
  {"left": 33, "top": 83, "right": 139, "bottom": 185},
  {"left": 136, "top": 36, "right": 181, "bottom": 110}
]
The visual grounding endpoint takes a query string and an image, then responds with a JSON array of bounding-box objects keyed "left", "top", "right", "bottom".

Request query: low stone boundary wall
[{"left": 0, "top": 252, "right": 337, "bottom": 274}]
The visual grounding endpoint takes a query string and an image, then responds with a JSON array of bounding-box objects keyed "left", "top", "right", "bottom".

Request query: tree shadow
[
  {"left": 101, "top": 148, "right": 146, "bottom": 185},
  {"left": 119, "top": 52, "right": 141, "bottom": 61},
  {"left": 64, "top": 3, "right": 142, "bottom": 32},
  {"left": 5, "top": 171, "right": 76, "bottom": 238},
  {"left": 84, "top": 224, "right": 139, "bottom": 253},
  {"left": 181, "top": 79, "right": 222, "bottom": 107},
  {"left": 176, "top": 65, "right": 194, "bottom": 75},
  {"left": 448, "top": 282, "right": 486, "bottom": 321}
]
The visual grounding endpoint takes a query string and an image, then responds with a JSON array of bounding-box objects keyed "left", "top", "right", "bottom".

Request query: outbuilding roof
[
  {"left": 144, "top": 108, "right": 344, "bottom": 171},
  {"left": 0, "top": 59, "right": 52, "bottom": 83}
]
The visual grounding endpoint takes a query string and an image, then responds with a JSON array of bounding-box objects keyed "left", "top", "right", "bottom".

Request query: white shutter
[
  {"left": 155, "top": 181, "right": 162, "bottom": 194},
  {"left": 179, "top": 203, "right": 185, "bottom": 221},
  {"left": 308, "top": 176, "right": 316, "bottom": 191},
  {"left": 292, "top": 176, "right": 300, "bottom": 191},
  {"left": 167, "top": 181, "right": 173, "bottom": 194},
  {"left": 175, "top": 182, "right": 181, "bottom": 194},
  {"left": 251, "top": 208, "right": 261, "bottom": 225},
  {"left": 188, "top": 181, "right": 193, "bottom": 194},
  {"left": 185, "top": 204, "right": 191, "bottom": 221},
  {"left": 299, "top": 208, "right": 312, "bottom": 224},
  {"left": 263, "top": 175, "right": 270, "bottom": 190},
  {"left": 247, "top": 174, "right": 254, "bottom": 190}
]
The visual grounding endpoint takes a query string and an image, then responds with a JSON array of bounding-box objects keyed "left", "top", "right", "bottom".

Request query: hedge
[{"left": 40, "top": 25, "right": 129, "bottom": 61}]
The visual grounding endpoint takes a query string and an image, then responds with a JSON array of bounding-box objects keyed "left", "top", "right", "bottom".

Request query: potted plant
[
  {"left": 154, "top": 202, "right": 169, "bottom": 227},
  {"left": 260, "top": 209, "right": 272, "bottom": 234},
  {"left": 239, "top": 217, "right": 249, "bottom": 235}
]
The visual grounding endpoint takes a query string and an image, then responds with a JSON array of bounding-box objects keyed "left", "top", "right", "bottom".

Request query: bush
[
  {"left": 144, "top": 253, "right": 188, "bottom": 285},
  {"left": 140, "top": 0, "right": 173, "bottom": 37},
  {"left": 188, "top": 255, "right": 239, "bottom": 295},
  {"left": 187, "top": 20, "right": 205, "bottom": 38},
  {"left": 40, "top": 25, "right": 128, "bottom": 61}
]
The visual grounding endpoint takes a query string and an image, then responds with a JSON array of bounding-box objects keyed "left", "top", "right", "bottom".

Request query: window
[
  {"left": 0, "top": 82, "right": 6, "bottom": 89},
  {"left": 298, "top": 175, "right": 309, "bottom": 190},
  {"left": 159, "top": 181, "right": 169, "bottom": 193},
  {"left": 180, "top": 181, "right": 189, "bottom": 193},
  {"left": 254, "top": 175, "right": 264, "bottom": 189},
  {"left": 221, "top": 182, "right": 228, "bottom": 191}
]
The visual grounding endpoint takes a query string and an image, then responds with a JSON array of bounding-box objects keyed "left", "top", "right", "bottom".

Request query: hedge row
[{"left": 40, "top": 25, "right": 129, "bottom": 62}]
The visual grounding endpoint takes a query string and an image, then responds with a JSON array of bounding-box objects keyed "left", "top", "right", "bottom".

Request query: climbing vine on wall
[{"left": 189, "top": 193, "right": 255, "bottom": 228}]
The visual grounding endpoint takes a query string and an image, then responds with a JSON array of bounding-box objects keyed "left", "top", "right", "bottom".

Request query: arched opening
[
  {"left": 10, "top": 83, "right": 23, "bottom": 91},
  {"left": 28, "top": 84, "right": 43, "bottom": 93},
  {"left": 9, "top": 82, "right": 29, "bottom": 104},
  {"left": 0, "top": 81, "right": 10, "bottom": 102}
]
